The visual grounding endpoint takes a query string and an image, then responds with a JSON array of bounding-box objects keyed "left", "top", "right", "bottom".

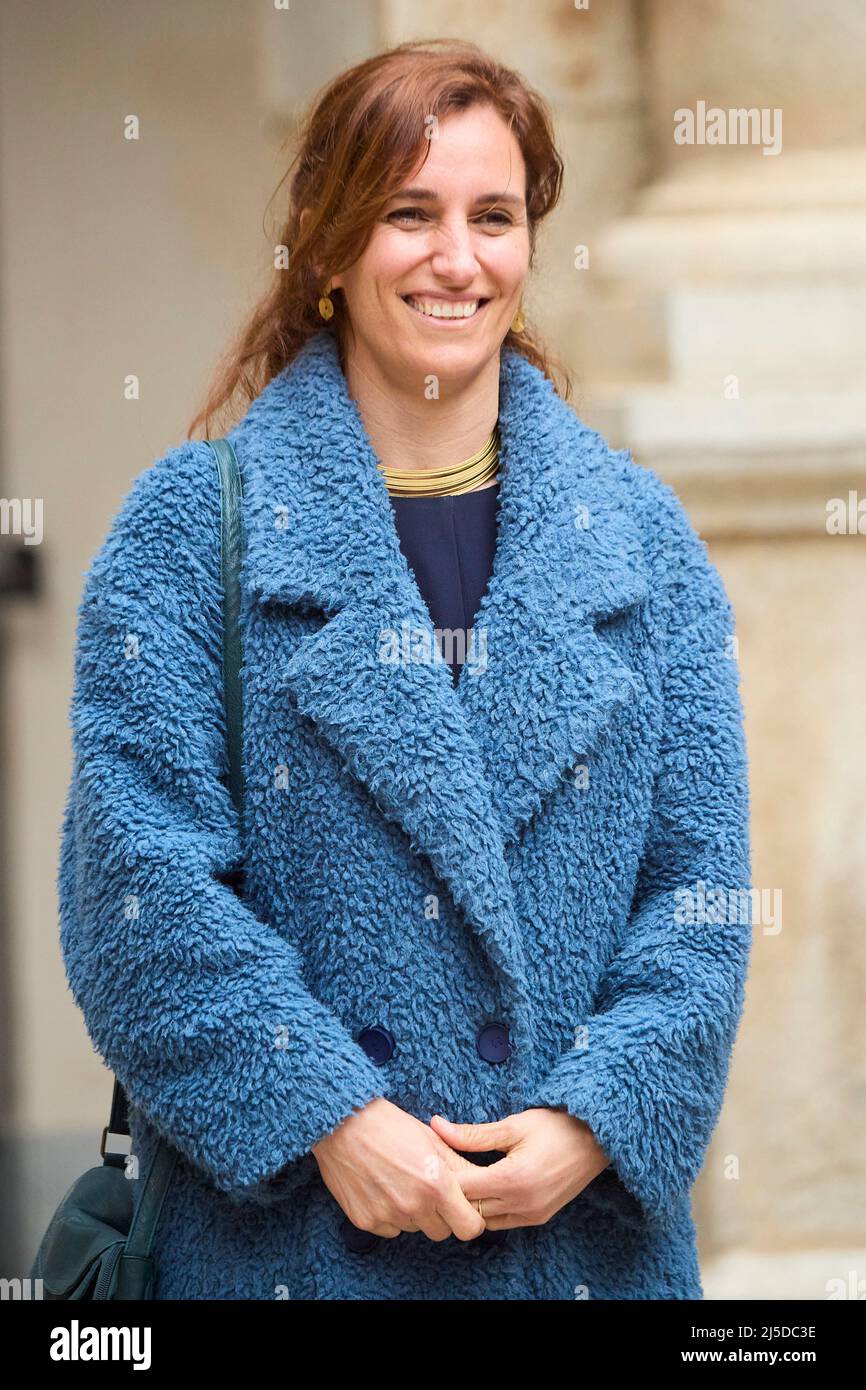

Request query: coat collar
[{"left": 228, "top": 330, "right": 648, "bottom": 1016}]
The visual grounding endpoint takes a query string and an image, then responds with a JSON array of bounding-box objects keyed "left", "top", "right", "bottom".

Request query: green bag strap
[
  {"left": 121, "top": 1141, "right": 179, "bottom": 1264},
  {"left": 112, "top": 438, "right": 246, "bottom": 1266},
  {"left": 209, "top": 437, "right": 247, "bottom": 831}
]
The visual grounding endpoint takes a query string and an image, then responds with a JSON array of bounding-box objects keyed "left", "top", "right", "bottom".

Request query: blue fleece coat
[{"left": 58, "top": 328, "right": 752, "bottom": 1300}]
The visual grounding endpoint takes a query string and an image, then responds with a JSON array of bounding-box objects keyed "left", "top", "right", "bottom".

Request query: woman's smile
[{"left": 401, "top": 292, "right": 491, "bottom": 324}]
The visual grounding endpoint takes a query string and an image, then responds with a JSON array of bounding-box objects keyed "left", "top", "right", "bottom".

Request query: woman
[{"left": 59, "top": 39, "right": 752, "bottom": 1300}]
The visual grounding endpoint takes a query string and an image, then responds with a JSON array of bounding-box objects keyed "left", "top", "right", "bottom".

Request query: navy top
[{"left": 388, "top": 482, "right": 500, "bottom": 687}]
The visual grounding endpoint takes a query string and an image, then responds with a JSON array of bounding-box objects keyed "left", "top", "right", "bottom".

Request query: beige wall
[
  {"left": 643, "top": 0, "right": 866, "bottom": 163},
  {"left": 696, "top": 536, "right": 866, "bottom": 1263}
]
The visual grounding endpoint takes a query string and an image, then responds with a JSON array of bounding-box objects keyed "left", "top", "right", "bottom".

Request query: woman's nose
[{"left": 428, "top": 219, "right": 482, "bottom": 282}]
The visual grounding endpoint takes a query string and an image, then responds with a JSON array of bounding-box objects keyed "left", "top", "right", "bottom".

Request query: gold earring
[
  {"left": 511, "top": 302, "right": 525, "bottom": 334},
  {"left": 318, "top": 284, "right": 334, "bottom": 321}
]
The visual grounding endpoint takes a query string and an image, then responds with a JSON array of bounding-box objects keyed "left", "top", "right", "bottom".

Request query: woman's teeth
[{"left": 404, "top": 296, "right": 482, "bottom": 319}]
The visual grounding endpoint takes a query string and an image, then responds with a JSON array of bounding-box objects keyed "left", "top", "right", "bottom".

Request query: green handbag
[{"left": 30, "top": 438, "right": 246, "bottom": 1300}]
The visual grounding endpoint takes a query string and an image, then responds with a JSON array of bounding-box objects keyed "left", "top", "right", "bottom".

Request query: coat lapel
[
  {"left": 227, "top": 331, "right": 647, "bottom": 1007},
  {"left": 456, "top": 348, "right": 650, "bottom": 846}
]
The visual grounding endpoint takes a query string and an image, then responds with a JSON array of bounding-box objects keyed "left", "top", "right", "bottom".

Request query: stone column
[{"left": 579, "top": 2, "right": 866, "bottom": 1291}]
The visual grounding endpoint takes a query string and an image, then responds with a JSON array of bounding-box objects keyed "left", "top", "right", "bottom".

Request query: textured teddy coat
[{"left": 58, "top": 328, "right": 752, "bottom": 1300}]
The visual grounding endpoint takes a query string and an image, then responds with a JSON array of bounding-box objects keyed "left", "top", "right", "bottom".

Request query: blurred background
[{"left": 1, "top": 0, "right": 864, "bottom": 1299}]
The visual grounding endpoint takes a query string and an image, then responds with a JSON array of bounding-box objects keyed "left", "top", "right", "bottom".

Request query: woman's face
[{"left": 330, "top": 103, "right": 531, "bottom": 388}]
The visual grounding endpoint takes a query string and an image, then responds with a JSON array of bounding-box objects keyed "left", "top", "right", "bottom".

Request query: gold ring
[{"left": 476, "top": 1199, "right": 485, "bottom": 1219}]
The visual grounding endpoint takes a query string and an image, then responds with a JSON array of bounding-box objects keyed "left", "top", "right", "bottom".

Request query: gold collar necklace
[{"left": 378, "top": 423, "right": 500, "bottom": 498}]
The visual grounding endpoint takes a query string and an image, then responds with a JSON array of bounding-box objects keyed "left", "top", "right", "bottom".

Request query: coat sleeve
[
  {"left": 58, "top": 442, "right": 386, "bottom": 1205},
  {"left": 524, "top": 477, "right": 752, "bottom": 1227}
]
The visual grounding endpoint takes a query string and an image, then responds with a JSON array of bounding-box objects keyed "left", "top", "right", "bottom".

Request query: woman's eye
[
  {"left": 387, "top": 207, "right": 426, "bottom": 224},
  {"left": 385, "top": 207, "right": 512, "bottom": 228}
]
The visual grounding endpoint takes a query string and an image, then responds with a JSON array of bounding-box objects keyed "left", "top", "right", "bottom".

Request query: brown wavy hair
[{"left": 187, "top": 37, "right": 571, "bottom": 439}]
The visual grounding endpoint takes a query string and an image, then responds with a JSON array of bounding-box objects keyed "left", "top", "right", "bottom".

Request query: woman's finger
[
  {"left": 480, "top": 1214, "right": 526, "bottom": 1231},
  {"left": 453, "top": 1157, "right": 516, "bottom": 1202},
  {"left": 418, "top": 1210, "right": 456, "bottom": 1242},
  {"left": 471, "top": 1195, "right": 510, "bottom": 1217},
  {"left": 435, "top": 1178, "right": 487, "bottom": 1242},
  {"left": 371, "top": 1222, "right": 404, "bottom": 1238},
  {"left": 430, "top": 1114, "right": 516, "bottom": 1151}
]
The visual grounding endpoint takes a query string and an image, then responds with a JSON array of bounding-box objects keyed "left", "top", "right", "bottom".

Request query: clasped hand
[{"left": 311, "top": 1097, "right": 610, "bottom": 1241}]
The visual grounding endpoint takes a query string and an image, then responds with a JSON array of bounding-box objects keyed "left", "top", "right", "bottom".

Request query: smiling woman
[
  {"left": 317, "top": 104, "right": 533, "bottom": 417},
  {"left": 189, "top": 37, "right": 569, "bottom": 443},
  {"left": 51, "top": 36, "right": 752, "bottom": 1302}
]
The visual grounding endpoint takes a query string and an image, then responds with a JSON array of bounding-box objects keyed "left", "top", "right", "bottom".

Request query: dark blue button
[
  {"left": 340, "top": 1216, "right": 378, "bottom": 1254},
  {"left": 478, "top": 1226, "right": 508, "bottom": 1246},
  {"left": 476, "top": 1022, "right": 511, "bottom": 1064},
  {"left": 358, "top": 1024, "right": 395, "bottom": 1065}
]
